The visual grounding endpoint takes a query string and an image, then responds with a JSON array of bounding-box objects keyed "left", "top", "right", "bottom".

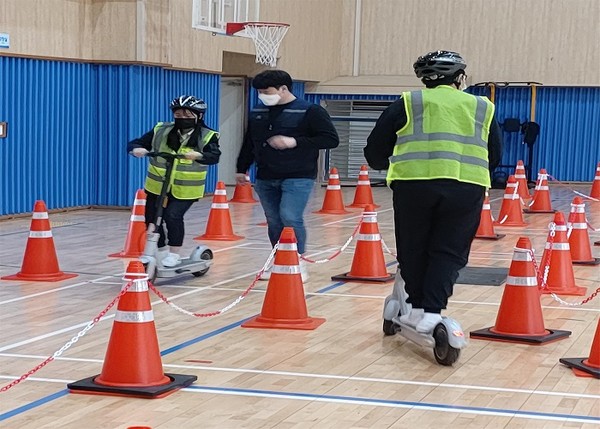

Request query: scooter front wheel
[
  {"left": 433, "top": 323, "right": 460, "bottom": 366},
  {"left": 382, "top": 319, "right": 397, "bottom": 336},
  {"left": 192, "top": 249, "right": 213, "bottom": 277}
]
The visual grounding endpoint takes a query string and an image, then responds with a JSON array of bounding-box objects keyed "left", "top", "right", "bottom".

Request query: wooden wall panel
[{"left": 358, "top": 0, "right": 600, "bottom": 86}]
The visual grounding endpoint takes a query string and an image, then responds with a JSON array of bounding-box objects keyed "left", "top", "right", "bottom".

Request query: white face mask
[{"left": 258, "top": 93, "right": 281, "bottom": 106}]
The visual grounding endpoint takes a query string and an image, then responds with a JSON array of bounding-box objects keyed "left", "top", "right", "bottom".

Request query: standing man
[
  {"left": 236, "top": 70, "right": 340, "bottom": 280},
  {"left": 364, "top": 51, "right": 502, "bottom": 332},
  {"left": 129, "top": 95, "right": 221, "bottom": 267}
]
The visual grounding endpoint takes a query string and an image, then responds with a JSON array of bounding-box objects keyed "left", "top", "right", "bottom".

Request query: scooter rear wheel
[
  {"left": 433, "top": 323, "right": 460, "bottom": 366},
  {"left": 192, "top": 249, "right": 213, "bottom": 277},
  {"left": 383, "top": 319, "right": 397, "bottom": 336}
]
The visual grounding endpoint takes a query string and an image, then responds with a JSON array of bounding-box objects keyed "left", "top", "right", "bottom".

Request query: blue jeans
[{"left": 254, "top": 178, "right": 314, "bottom": 254}]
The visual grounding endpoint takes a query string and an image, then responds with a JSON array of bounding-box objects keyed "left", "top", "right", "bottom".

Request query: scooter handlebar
[{"left": 145, "top": 152, "right": 188, "bottom": 160}]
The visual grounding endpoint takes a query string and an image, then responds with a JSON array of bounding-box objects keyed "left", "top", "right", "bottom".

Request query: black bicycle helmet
[
  {"left": 170, "top": 95, "right": 207, "bottom": 115},
  {"left": 413, "top": 50, "right": 466, "bottom": 81}
]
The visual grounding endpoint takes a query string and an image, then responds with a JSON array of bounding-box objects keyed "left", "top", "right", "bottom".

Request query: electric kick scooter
[
  {"left": 140, "top": 152, "right": 213, "bottom": 283},
  {"left": 382, "top": 270, "right": 466, "bottom": 365}
]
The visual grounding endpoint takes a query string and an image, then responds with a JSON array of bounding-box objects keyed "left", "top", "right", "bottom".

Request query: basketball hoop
[{"left": 226, "top": 22, "right": 290, "bottom": 68}]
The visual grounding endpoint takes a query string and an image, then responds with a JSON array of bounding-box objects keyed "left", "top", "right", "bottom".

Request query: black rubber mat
[{"left": 456, "top": 266, "right": 508, "bottom": 286}]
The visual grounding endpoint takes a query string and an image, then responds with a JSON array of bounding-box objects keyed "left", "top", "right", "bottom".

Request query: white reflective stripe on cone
[
  {"left": 506, "top": 276, "right": 538, "bottom": 286},
  {"left": 271, "top": 265, "right": 301, "bottom": 274},
  {"left": 554, "top": 225, "right": 568, "bottom": 231},
  {"left": 570, "top": 222, "right": 588, "bottom": 229},
  {"left": 127, "top": 279, "right": 150, "bottom": 292},
  {"left": 482, "top": 204, "right": 491, "bottom": 210},
  {"left": 327, "top": 185, "right": 341, "bottom": 190},
  {"left": 115, "top": 310, "right": 154, "bottom": 323},
  {"left": 32, "top": 212, "right": 49, "bottom": 219},
  {"left": 130, "top": 215, "right": 145, "bottom": 222},
  {"left": 504, "top": 194, "right": 520, "bottom": 200},
  {"left": 330, "top": 174, "right": 339, "bottom": 179},
  {"left": 362, "top": 214, "right": 377, "bottom": 223},
  {"left": 215, "top": 189, "right": 227, "bottom": 195},
  {"left": 514, "top": 174, "right": 527, "bottom": 179},
  {"left": 29, "top": 231, "right": 52, "bottom": 238},
  {"left": 544, "top": 242, "right": 570, "bottom": 250},
  {"left": 134, "top": 199, "right": 146, "bottom": 205},
  {"left": 211, "top": 203, "right": 229, "bottom": 209},
  {"left": 357, "top": 233, "right": 381, "bottom": 241},
  {"left": 571, "top": 206, "right": 585, "bottom": 212},
  {"left": 277, "top": 243, "right": 298, "bottom": 251},
  {"left": 512, "top": 250, "right": 533, "bottom": 261},
  {"left": 535, "top": 186, "right": 549, "bottom": 190},
  {"left": 357, "top": 181, "right": 370, "bottom": 185}
]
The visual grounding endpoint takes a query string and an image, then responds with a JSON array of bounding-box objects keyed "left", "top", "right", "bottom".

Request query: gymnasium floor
[{"left": 0, "top": 183, "right": 599, "bottom": 428}]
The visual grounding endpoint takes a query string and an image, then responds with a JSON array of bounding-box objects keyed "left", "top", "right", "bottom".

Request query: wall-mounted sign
[
  {"left": 0, "top": 122, "right": 7, "bottom": 138},
  {"left": 0, "top": 33, "right": 9, "bottom": 48}
]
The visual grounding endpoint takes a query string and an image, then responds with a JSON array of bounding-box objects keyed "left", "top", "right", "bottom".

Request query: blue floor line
[{"left": 0, "top": 389, "right": 69, "bottom": 422}]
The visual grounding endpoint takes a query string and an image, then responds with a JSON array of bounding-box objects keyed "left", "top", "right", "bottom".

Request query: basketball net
[{"left": 243, "top": 23, "right": 290, "bottom": 68}]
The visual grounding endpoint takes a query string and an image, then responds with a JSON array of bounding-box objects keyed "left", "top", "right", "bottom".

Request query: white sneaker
[
  {"left": 157, "top": 247, "right": 169, "bottom": 259},
  {"left": 162, "top": 253, "right": 182, "bottom": 267},
  {"left": 399, "top": 308, "right": 424, "bottom": 328},
  {"left": 415, "top": 312, "right": 443, "bottom": 333},
  {"left": 299, "top": 258, "right": 309, "bottom": 282}
]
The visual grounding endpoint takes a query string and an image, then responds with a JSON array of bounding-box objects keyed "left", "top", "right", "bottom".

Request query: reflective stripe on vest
[
  {"left": 387, "top": 87, "right": 493, "bottom": 188},
  {"left": 144, "top": 123, "right": 215, "bottom": 199}
]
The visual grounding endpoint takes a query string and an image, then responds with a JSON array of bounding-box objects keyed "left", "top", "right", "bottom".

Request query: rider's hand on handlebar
[
  {"left": 132, "top": 148, "right": 150, "bottom": 158},
  {"left": 183, "top": 150, "right": 203, "bottom": 161}
]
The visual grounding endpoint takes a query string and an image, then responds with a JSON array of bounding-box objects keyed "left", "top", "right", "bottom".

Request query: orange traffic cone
[
  {"left": 331, "top": 205, "right": 395, "bottom": 282},
  {"left": 347, "top": 165, "right": 380, "bottom": 209},
  {"left": 470, "top": 237, "right": 571, "bottom": 344},
  {"left": 524, "top": 169, "right": 555, "bottom": 213},
  {"left": 560, "top": 318, "right": 600, "bottom": 379},
  {"left": 567, "top": 197, "right": 600, "bottom": 265},
  {"left": 2, "top": 201, "right": 77, "bottom": 282},
  {"left": 514, "top": 160, "right": 531, "bottom": 200},
  {"left": 314, "top": 167, "right": 350, "bottom": 214},
  {"left": 493, "top": 175, "right": 528, "bottom": 227},
  {"left": 229, "top": 174, "right": 258, "bottom": 203},
  {"left": 475, "top": 192, "right": 505, "bottom": 240},
  {"left": 68, "top": 261, "right": 197, "bottom": 397},
  {"left": 590, "top": 162, "right": 600, "bottom": 199},
  {"left": 242, "top": 227, "right": 325, "bottom": 330},
  {"left": 195, "top": 181, "right": 244, "bottom": 241},
  {"left": 108, "top": 189, "right": 148, "bottom": 258},
  {"left": 539, "top": 212, "right": 587, "bottom": 296}
]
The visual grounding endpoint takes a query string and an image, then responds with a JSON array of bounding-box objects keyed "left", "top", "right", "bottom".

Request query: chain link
[{"left": 0, "top": 281, "right": 133, "bottom": 393}]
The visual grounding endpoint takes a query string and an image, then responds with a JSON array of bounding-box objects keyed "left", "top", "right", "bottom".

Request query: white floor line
[{"left": 0, "top": 354, "right": 597, "bottom": 400}]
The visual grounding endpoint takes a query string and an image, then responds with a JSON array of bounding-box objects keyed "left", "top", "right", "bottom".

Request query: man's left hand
[
  {"left": 267, "top": 135, "right": 297, "bottom": 150},
  {"left": 184, "top": 151, "right": 203, "bottom": 160}
]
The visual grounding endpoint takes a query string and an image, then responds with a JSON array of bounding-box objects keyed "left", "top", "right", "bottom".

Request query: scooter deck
[{"left": 391, "top": 317, "right": 436, "bottom": 348}]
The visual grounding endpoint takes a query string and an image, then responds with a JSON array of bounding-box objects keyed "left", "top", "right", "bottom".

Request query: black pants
[
  {"left": 392, "top": 179, "right": 484, "bottom": 313},
  {"left": 145, "top": 192, "right": 195, "bottom": 248}
]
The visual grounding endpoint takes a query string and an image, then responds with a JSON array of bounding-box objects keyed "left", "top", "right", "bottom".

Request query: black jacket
[
  {"left": 364, "top": 95, "right": 502, "bottom": 173},
  {"left": 236, "top": 98, "right": 339, "bottom": 179}
]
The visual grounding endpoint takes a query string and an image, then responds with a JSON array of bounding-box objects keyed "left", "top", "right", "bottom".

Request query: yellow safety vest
[
  {"left": 387, "top": 85, "right": 494, "bottom": 187},
  {"left": 144, "top": 123, "right": 217, "bottom": 199}
]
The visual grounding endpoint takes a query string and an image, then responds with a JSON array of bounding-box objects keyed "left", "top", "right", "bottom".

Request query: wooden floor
[{"left": 1, "top": 184, "right": 599, "bottom": 429}]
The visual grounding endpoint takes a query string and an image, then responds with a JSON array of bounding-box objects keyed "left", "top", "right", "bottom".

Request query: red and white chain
[
  {"left": 301, "top": 218, "right": 363, "bottom": 264},
  {"left": 0, "top": 281, "right": 133, "bottom": 393},
  {"left": 149, "top": 245, "right": 278, "bottom": 318},
  {"left": 547, "top": 173, "right": 599, "bottom": 202}
]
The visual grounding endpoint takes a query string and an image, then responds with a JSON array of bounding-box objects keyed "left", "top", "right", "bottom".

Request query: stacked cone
[
  {"left": 347, "top": 165, "right": 379, "bottom": 208},
  {"left": 514, "top": 160, "right": 531, "bottom": 200},
  {"left": 590, "top": 162, "right": 600, "bottom": 199},
  {"left": 524, "top": 169, "right": 555, "bottom": 213},
  {"left": 108, "top": 189, "right": 148, "bottom": 258},
  {"left": 567, "top": 197, "right": 600, "bottom": 265},
  {"left": 331, "top": 205, "right": 394, "bottom": 282},
  {"left": 539, "top": 212, "right": 587, "bottom": 296},
  {"left": 470, "top": 237, "right": 571, "bottom": 344},
  {"left": 68, "top": 261, "right": 197, "bottom": 397},
  {"left": 242, "top": 227, "right": 325, "bottom": 330},
  {"left": 560, "top": 318, "right": 600, "bottom": 379},
  {"left": 493, "top": 175, "right": 527, "bottom": 227},
  {"left": 475, "top": 192, "right": 505, "bottom": 240},
  {"left": 2, "top": 201, "right": 77, "bottom": 282},
  {"left": 229, "top": 174, "right": 258, "bottom": 203},
  {"left": 195, "top": 181, "right": 244, "bottom": 241},
  {"left": 314, "top": 167, "right": 350, "bottom": 214}
]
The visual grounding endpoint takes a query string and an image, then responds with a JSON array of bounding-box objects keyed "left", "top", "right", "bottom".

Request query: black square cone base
[
  {"left": 68, "top": 373, "right": 197, "bottom": 398},
  {"left": 572, "top": 257, "right": 600, "bottom": 266},
  {"left": 559, "top": 357, "right": 600, "bottom": 379},
  {"left": 523, "top": 209, "right": 556, "bottom": 214},
  {"left": 470, "top": 327, "right": 571, "bottom": 344},
  {"left": 331, "top": 272, "right": 395, "bottom": 283}
]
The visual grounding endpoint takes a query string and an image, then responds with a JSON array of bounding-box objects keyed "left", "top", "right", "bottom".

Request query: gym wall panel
[{"left": 0, "top": 56, "right": 221, "bottom": 216}]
